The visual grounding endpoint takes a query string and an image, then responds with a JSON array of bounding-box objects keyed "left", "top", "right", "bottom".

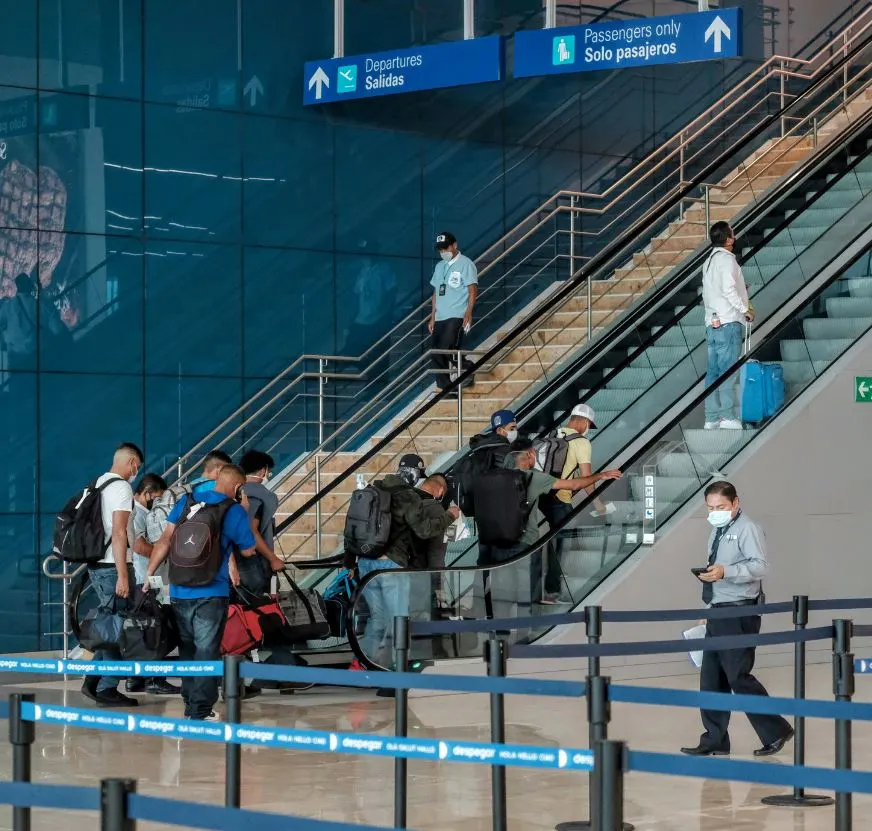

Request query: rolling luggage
[{"left": 739, "top": 324, "right": 785, "bottom": 423}]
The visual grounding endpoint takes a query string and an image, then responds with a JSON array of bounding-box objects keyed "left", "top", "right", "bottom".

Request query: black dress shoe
[
  {"left": 94, "top": 689, "right": 139, "bottom": 708},
  {"left": 146, "top": 678, "right": 181, "bottom": 695},
  {"left": 680, "top": 744, "right": 730, "bottom": 757},
  {"left": 81, "top": 678, "right": 99, "bottom": 703},
  {"left": 125, "top": 678, "right": 147, "bottom": 693},
  {"left": 754, "top": 727, "right": 795, "bottom": 757}
]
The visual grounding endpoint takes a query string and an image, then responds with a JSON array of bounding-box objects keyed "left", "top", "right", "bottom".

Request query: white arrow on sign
[
  {"left": 859, "top": 381, "right": 869, "bottom": 399},
  {"left": 705, "top": 15, "right": 731, "bottom": 54},
  {"left": 244, "top": 75, "right": 264, "bottom": 106},
  {"left": 308, "top": 67, "right": 330, "bottom": 101}
]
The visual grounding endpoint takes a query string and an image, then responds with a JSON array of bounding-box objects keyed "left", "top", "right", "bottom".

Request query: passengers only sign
[{"left": 514, "top": 7, "right": 742, "bottom": 78}]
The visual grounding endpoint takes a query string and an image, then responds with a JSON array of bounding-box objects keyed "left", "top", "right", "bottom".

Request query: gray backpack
[{"left": 145, "top": 483, "right": 193, "bottom": 543}]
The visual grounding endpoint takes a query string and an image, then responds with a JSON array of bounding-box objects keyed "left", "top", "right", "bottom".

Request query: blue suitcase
[{"left": 740, "top": 361, "right": 785, "bottom": 423}]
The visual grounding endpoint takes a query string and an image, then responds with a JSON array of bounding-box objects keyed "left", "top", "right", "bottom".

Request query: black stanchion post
[
  {"left": 9, "top": 693, "right": 35, "bottom": 831},
  {"left": 595, "top": 740, "right": 626, "bottom": 831},
  {"left": 762, "top": 595, "right": 833, "bottom": 808},
  {"left": 100, "top": 778, "right": 136, "bottom": 831},
  {"left": 557, "top": 676, "right": 632, "bottom": 831},
  {"left": 485, "top": 634, "right": 508, "bottom": 831},
  {"left": 393, "top": 615, "right": 410, "bottom": 830},
  {"left": 833, "top": 618, "right": 854, "bottom": 831},
  {"left": 224, "top": 654, "right": 242, "bottom": 809}
]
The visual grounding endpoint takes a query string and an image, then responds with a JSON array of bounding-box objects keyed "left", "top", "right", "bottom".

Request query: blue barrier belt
[
  {"left": 0, "top": 656, "right": 223, "bottom": 677},
  {"left": 510, "top": 626, "right": 832, "bottom": 660},
  {"left": 610, "top": 683, "right": 872, "bottom": 721},
  {"left": 852, "top": 624, "right": 872, "bottom": 638},
  {"left": 0, "top": 781, "right": 100, "bottom": 810},
  {"left": 409, "top": 602, "right": 797, "bottom": 636},
  {"left": 129, "top": 793, "right": 400, "bottom": 831},
  {"left": 19, "top": 701, "right": 595, "bottom": 772},
  {"left": 240, "top": 663, "right": 585, "bottom": 697},
  {"left": 629, "top": 750, "right": 872, "bottom": 794}
]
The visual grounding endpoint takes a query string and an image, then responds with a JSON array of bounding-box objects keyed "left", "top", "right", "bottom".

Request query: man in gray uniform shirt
[{"left": 681, "top": 480, "right": 794, "bottom": 757}]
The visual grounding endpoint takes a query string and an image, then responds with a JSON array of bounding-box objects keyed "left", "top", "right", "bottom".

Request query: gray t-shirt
[
  {"left": 245, "top": 481, "right": 279, "bottom": 550},
  {"left": 519, "top": 471, "right": 557, "bottom": 546}
]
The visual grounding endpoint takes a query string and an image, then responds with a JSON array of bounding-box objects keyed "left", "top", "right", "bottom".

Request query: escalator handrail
[
  {"left": 347, "top": 219, "right": 872, "bottom": 669},
  {"left": 277, "top": 27, "right": 872, "bottom": 535}
]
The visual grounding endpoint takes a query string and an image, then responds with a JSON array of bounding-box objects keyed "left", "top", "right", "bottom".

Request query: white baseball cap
[{"left": 570, "top": 403, "right": 597, "bottom": 427}]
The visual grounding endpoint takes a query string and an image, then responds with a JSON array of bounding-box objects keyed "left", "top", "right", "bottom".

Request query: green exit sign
[{"left": 856, "top": 376, "right": 872, "bottom": 402}]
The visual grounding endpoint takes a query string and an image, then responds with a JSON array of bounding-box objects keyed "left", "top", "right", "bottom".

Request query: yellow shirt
[{"left": 556, "top": 427, "right": 593, "bottom": 504}]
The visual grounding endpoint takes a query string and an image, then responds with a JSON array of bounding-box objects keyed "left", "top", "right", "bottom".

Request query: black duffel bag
[{"left": 118, "top": 589, "right": 178, "bottom": 660}]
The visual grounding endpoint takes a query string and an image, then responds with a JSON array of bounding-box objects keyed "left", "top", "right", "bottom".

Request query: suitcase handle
[{"left": 744, "top": 320, "right": 752, "bottom": 356}]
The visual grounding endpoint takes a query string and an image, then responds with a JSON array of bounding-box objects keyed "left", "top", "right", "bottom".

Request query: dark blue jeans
[
  {"left": 88, "top": 565, "right": 133, "bottom": 693},
  {"left": 171, "top": 596, "right": 228, "bottom": 718}
]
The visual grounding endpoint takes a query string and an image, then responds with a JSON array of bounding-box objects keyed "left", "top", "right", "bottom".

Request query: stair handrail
[{"left": 167, "top": 4, "right": 872, "bottom": 484}]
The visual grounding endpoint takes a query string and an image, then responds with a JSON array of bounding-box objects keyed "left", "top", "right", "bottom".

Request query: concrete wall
[{"left": 511, "top": 326, "right": 872, "bottom": 681}]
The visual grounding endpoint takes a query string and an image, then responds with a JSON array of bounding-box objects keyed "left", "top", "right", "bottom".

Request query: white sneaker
[
  {"left": 704, "top": 421, "right": 720, "bottom": 430},
  {"left": 719, "top": 419, "right": 743, "bottom": 430}
]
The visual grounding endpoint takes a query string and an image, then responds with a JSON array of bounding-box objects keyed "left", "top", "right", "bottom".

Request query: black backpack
[
  {"left": 168, "top": 496, "right": 234, "bottom": 587},
  {"left": 52, "top": 476, "right": 125, "bottom": 564},
  {"left": 533, "top": 429, "right": 588, "bottom": 477},
  {"left": 343, "top": 482, "right": 393, "bottom": 559},
  {"left": 473, "top": 469, "right": 533, "bottom": 548},
  {"left": 455, "top": 443, "right": 510, "bottom": 517}
]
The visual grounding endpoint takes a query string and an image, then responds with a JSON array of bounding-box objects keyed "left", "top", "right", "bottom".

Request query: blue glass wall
[{"left": 0, "top": 0, "right": 828, "bottom": 649}]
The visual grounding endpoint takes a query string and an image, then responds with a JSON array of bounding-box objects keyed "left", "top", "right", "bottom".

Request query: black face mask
[
  {"left": 145, "top": 498, "right": 155, "bottom": 510},
  {"left": 235, "top": 487, "right": 244, "bottom": 504}
]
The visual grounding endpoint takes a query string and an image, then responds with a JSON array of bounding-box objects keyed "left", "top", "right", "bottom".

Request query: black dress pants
[
  {"left": 432, "top": 318, "right": 473, "bottom": 390},
  {"left": 698, "top": 613, "right": 792, "bottom": 749}
]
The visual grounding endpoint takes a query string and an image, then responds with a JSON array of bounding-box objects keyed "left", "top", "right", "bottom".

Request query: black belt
[{"left": 711, "top": 598, "right": 760, "bottom": 608}]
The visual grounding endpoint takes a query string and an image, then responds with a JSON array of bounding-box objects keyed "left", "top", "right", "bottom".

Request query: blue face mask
[{"left": 707, "top": 510, "right": 732, "bottom": 528}]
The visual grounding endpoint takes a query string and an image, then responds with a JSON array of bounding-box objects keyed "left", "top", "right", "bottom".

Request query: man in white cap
[{"left": 538, "top": 403, "right": 600, "bottom": 604}]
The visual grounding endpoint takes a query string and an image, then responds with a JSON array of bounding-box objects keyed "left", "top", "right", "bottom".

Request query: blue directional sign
[
  {"left": 303, "top": 36, "right": 504, "bottom": 106},
  {"left": 514, "top": 7, "right": 742, "bottom": 78}
]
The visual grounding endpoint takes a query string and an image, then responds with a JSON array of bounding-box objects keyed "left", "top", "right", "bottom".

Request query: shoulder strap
[{"left": 94, "top": 475, "right": 124, "bottom": 493}]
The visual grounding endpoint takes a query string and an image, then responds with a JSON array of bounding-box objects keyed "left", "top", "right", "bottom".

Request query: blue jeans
[
  {"left": 171, "top": 596, "right": 228, "bottom": 718},
  {"left": 704, "top": 322, "right": 743, "bottom": 421},
  {"left": 357, "top": 558, "right": 410, "bottom": 666},
  {"left": 88, "top": 566, "right": 133, "bottom": 693}
]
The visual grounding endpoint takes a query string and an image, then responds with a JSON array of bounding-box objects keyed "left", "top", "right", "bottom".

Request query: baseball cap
[
  {"left": 435, "top": 231, "right": 457, "bottom": 250},
  {"left": 490, "top": 409, "right": 517, "bottom": 430},
  {"left": 398, "top": 453, "right": 426, "bottom": 473},
  {"left": 570, "top": 403, "right": 597, "bottom": 427}
]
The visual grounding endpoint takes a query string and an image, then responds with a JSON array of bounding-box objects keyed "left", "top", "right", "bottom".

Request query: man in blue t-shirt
[
  {"left": 146, "top": 464, "right": 256, "bottom": 721},
  {"left": 428, "top": 231, "right": 478, "bottom": 395}
]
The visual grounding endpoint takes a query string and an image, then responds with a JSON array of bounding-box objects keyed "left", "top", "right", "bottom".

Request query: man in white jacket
[{"left": 701, "top": 222, "right": 754, "bottom": 430}]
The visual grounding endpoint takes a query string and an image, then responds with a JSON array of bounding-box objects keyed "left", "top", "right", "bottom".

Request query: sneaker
[
  {"left": 537, "top": 594, "right": 561, "bottom": 605},
  {"left": 81, "top": 677, "right": 99, "bottom": 703},
  {"left": 719, "top": 419, "right": 743, "bottom": 430},
  {"left": 704, "top": 421, "right": 720, "bottom": 430},
  {"left": 125, "top": 678, "right": 147, "bottom": 694},
  {"left": 279, "top": 683, "right": 316, "bottom": 695},
  {"left": 188, "top": 711, "right": 219, "bottom": 722},
  {"left": 145, "top": 679, "right": 181, "bottom": 696},
  {"left": 94, "top": 689, "right": 139, "bottom": 708}
]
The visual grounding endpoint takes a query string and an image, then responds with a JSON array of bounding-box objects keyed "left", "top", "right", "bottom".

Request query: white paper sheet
[{"left": 682, "top": 624, "right": 706, "bottom": 669}]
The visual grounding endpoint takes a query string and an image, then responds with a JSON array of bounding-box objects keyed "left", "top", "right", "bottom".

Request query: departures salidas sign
[{"left": 303, "top": 36, "right": 503, "bottom": 106}]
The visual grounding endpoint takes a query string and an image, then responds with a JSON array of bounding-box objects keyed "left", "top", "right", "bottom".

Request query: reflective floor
[{"left": 0, "top": 661, "right": 869, "bottom": 830}]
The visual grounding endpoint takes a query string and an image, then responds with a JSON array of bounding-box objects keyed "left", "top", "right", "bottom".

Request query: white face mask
[
  {"left": 261, "top": 472, "right": 270, "bottom": 485},
  {"left": 707, "top": 510, "right": 733, "bottom": 528},
  {"left": 505, "top": 428, "right": 519, "bottom": 443},
  {"left": 440, "top": 250, "right": 453, "bottom": 262}
]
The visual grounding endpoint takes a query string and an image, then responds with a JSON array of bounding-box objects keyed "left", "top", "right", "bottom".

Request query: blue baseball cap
[{"left": 491, "top": 409, "right": 517, "bottom": 430}]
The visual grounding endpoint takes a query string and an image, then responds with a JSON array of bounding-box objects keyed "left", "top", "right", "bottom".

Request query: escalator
[{"left": 275, "top": 36, "right": 872, "bottom": 669}]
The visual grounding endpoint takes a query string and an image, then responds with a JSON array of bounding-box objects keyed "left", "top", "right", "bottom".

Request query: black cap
[
  {"left": 398, "top": 453, "right": 425, "bottom": 472},
  {"left": 435, "top": 231, "right": 457, "bottom": 250}
]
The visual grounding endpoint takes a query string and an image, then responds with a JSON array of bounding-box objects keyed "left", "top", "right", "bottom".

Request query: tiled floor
[{"left": 0, "top": 660, "right": 868, "bottom": 830}]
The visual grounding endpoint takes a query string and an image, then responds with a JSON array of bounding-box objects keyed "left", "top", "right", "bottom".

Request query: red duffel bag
[{"left": 221, "top": 587, "right": 289, "bottom": 656}]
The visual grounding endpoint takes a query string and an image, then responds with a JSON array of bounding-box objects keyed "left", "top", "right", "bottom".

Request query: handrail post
[
  {"left": 586, "top": 276, "right": 593, "bottom": 342},
  {"left": 456, "top": 350, "right": 464, "bottom": 451},
  {"left": 10, "top": 693, "right": 35, "bottom": 831},
  {"left": 843, "top": 31, "right": 849, "bottom": 103},
  {"left": 779, "top": 59, "right": 786, "bottom": 136},
  {"left": 679, "top": 130, "right": 685, "bottom": 184},
  {"left": 315, "top": 358, "right": 326, "bottom": 559},
  {"left": 100, "top": 779, "right": 137, "bottom": 831},
  {"left": 703, "top": 185, "right": 711, "bottom": 232},
  {"left": 762, "top": 596, "right": 833, "bottom": 807},
  {"left": 544, "top": 0, "right": 556, "bottom": 28},
  {"left": 569, "top": 195, "right": 577, "bottom": 280},
  {"left": 463, "top": 0, "right": 474, "bottom": 39},
  {"left": 833, "top": 619, "right": 854, "bottom": 831}
]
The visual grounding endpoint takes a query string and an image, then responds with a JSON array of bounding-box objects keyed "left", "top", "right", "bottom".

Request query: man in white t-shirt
[{"left": 81, "top": 442, "right": 142, "bottom": 707}]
